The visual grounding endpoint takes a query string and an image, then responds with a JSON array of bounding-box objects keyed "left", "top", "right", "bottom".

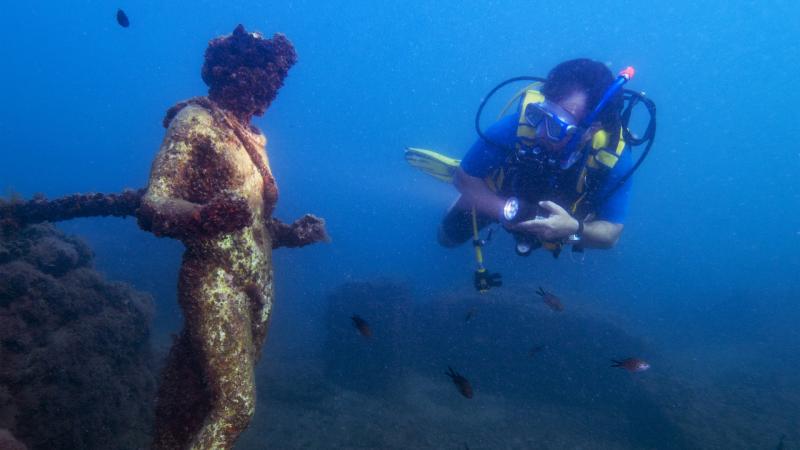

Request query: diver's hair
[
  {"left": 201, "top": 24, "right": 297, "bottom": 117},
  {"left": 542, "top": 59, "right": 623, "bottom": 147}
]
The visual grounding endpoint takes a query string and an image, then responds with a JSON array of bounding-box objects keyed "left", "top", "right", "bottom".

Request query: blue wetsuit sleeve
[
  {"left": 595, "top": 147, "right": 633, "bottom": 224},
  {"left": 460, "top": 113, "right": 518, "bottom": 178}
]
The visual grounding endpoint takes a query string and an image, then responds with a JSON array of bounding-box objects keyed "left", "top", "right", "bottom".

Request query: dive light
[{"left": 503, "top": 197, "right": 521, "bottom": 222}]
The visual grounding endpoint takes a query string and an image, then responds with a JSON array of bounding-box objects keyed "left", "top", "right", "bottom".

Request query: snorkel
[{"left": 559, "top": 66, "right": 635, "bottom": 169}]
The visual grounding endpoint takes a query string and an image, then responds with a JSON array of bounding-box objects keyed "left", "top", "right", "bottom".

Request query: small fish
[
  {"left": 464, "top": 307, "right": 477, "bottom": 322},
  {"left": 446, "top": 366, "right": 473, "bottom": 399},
  {"left": 351, "top": 314, "right": 372, "bottom": 338},
  {"left": 611, "top": 358, "right": 650, "bottom": 372},
  {"left": 775, "top": 433, "right": 786, "bottom": 450},
  {"left": 116, "top": 9, "right": 130, "bottom": 28},
  {"left": 536, "top": 286, "right": 564, "bottom": 312},
  {"left": 529, "top": 344, "right": 545, "bottom": 357}
]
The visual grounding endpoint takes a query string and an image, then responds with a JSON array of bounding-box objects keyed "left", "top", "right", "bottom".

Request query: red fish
[
  {"left": 536, "top": 286, "right": 564, "bottom": 312},
  {"left": 446, "top": 366, "right": 473, "bottom": 399},
  {"left": 351, "top": 314, "right": 372, "bottom": 338},
  {"left": 611, "top": 358, "right": 650, "bottom": 372}
]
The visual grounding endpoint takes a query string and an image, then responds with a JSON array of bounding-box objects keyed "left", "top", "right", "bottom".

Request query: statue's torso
[{"left": 170, "top": 104, "right": 275, "bottom": 262}]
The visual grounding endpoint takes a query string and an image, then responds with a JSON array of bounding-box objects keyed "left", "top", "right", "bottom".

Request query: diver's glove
[{"left": 474, "top": 269, "right": 502, "bottom": 293}]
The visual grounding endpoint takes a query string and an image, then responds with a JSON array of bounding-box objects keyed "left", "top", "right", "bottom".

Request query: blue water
[{"left": 2, "top": 1, "right": 799, "bottom": 448}]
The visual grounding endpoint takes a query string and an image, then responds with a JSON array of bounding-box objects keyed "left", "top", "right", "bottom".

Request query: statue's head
[{"left": 201, "top": 24, "right": 297, "bottom": 119}]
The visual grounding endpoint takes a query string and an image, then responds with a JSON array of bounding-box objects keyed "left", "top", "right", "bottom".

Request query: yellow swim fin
[{"left": 404, "top": 147, "right": 460, "bottom": 184}]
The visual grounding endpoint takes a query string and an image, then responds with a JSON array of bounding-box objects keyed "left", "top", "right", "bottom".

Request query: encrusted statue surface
[
  {"left": 136, "top": 25, "right": 324, "bottom": 449},
  {"left": 0, "top": 23, "right": 326, "bottom": 450}
]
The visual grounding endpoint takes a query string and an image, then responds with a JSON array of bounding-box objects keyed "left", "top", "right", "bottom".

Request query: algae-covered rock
[{"left": 0, "top": 224, "right": 156, "bottom": 450}]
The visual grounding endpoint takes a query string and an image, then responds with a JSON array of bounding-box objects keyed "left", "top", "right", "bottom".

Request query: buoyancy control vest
[{"left": 485, "top": 85, "right": 627, "bottom": 222}]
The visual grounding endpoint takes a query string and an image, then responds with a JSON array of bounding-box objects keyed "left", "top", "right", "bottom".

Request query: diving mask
[
  {"left": 524, "top": 101, "right": 579, "bottom": 142},
  {"left": 523, "top": 101, "right": 586, "bottom": 169}
]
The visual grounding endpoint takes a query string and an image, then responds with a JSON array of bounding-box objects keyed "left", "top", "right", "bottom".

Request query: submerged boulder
[{"left": 0, "top": 224, "right": 156, "bottom": 450}]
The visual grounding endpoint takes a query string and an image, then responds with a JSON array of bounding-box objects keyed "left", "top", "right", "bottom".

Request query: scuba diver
[{"left": 406, "top": 58, "right": 656, "bottom": 292}]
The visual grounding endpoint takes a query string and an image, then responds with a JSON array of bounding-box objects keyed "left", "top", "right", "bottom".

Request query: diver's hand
[
  {"left": 197, "top": 193, "right": 253, "bottom": 235},
  {"left": 511, "top": 201, "right": 578, "bottom": 242}
]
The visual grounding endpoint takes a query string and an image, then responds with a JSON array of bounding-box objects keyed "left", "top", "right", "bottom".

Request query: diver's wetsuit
[{"left": 439, "top": 113, "right": 633, "bottom": 247}]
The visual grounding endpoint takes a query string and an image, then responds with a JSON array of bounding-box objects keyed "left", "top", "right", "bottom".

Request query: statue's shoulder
[{"left": 162, "top": 97, "right": 217, "bottom": 129}]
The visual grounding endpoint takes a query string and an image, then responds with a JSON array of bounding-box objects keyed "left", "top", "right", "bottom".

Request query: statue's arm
[{"left": 137, "top": 106, "right": 250, "bottom": 239}]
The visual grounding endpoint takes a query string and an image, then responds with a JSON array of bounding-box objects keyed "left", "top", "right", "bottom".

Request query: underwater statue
[
  {"left": 136, "top": 25, "right": 326, "bottom": 449},
  {"left": 1, "top": 23, "right": 326, "bottom": 450}
]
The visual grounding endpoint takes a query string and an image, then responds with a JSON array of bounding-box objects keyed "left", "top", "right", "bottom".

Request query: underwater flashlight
[{"left": 503, "top": 197, "right": 521, "bottom": 222}]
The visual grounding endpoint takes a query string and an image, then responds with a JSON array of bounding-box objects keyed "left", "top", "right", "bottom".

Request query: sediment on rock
[{"left": 0, "top": 224, "right": 156, "bottom": 450}]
